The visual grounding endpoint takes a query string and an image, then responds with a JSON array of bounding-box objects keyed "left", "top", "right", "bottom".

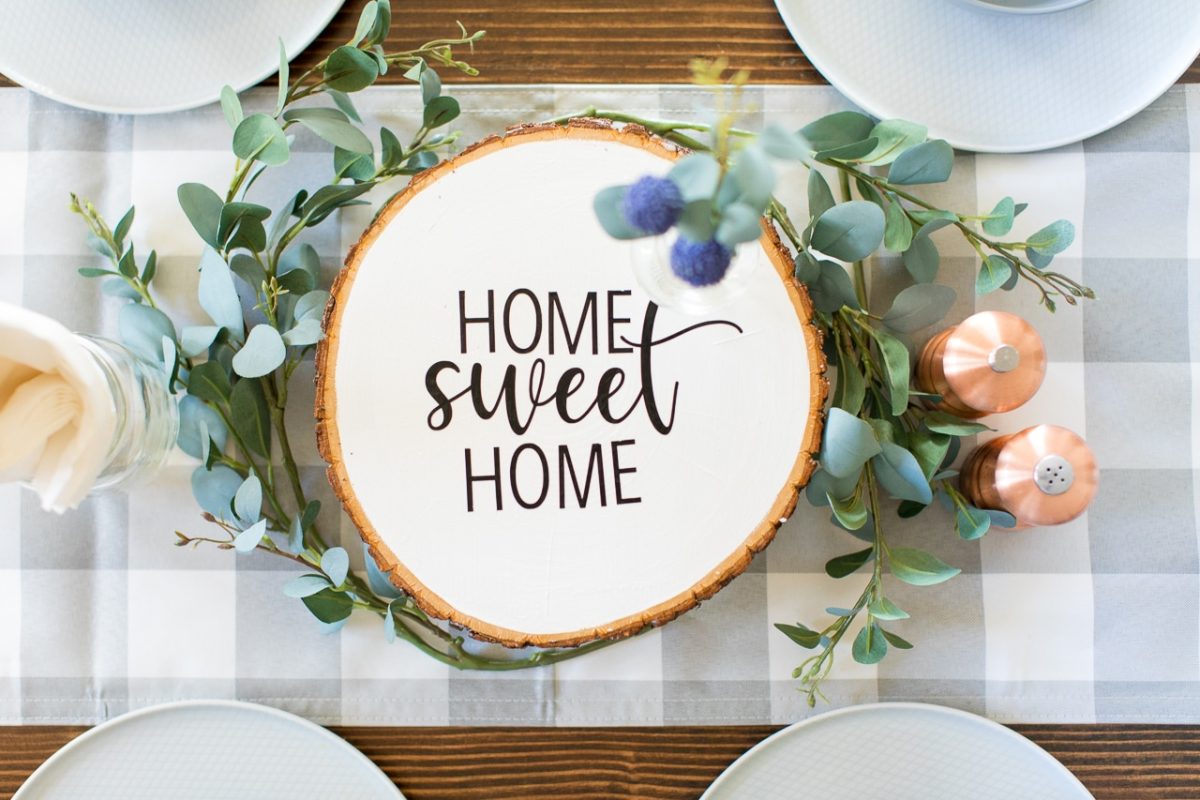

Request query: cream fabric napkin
[{"left": 0, "top": 302, "right": 116, "bottom": 512}]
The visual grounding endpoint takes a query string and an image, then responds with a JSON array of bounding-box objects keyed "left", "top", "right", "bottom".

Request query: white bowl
[{"left": 950, "top": 0, "right": 1092, "bottom": 14}]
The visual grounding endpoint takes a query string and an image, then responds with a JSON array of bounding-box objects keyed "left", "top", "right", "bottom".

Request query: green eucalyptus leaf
[
  {"left": 676, "top": 199, "right": 717, "bottom": 242},
  {"left": 1026, "top": 219, "right": 1075, "bottom": 256},
  {"left": 420, "top": 67, "right": 441, "bottom": 104},
  {"left": 423, "top": 96, "right": 460, "bottom": 129},
  {"left": 284, "top": 574, "right": 333, "bottom": 598},
  {"left": 276, "top": 39, "right": 289, "bottom": 115},
  {"left": 190, "top": 465, "right": 243, "bottom": 520},
  {"left": 977, "top": 254, "right": 1014, "bottom": 295},
  {"left": 187, "top": 360, "right": 232, "bottom": 404},
  {"left": 233, "top": 474, "right": 263, "bottom": 525},
  {"left": 321, "top": 546, "right": 350, "bottom": 587},
  {"left": 833, "top": 348, "right": 865, "bottom": 417},
  {"left": 730, "top": 144, "right": 775, "bottom": 209},
  {"left": 799, "top": 110, "right": 875, "bottom": 152},
  {"left": 902, "top": 225, "right": 943, "bottom": 283},
  {"left": 380, "top": 126, "right": 404, "bottom": 169},
  {"left": 77, "top": 267, "right": 115, "bottom": 279},
  {"left": 335, "top": 145, "right": 379, "bottom": 181},
  {"left": 956, "top": 504, "right": 991, "bottom": 540},
  {"left": 328, "top": 89, "right": 363, "bottom": 123},
  {"left": 882, "top": 284, "right": 956, "bottom": 333},
  {"left": 300, "top": 182, "right": 374, "bottom": 224},
  {"left": 775, "top": 622, "right": 821, "bottom": 649},
  {"left": 113, "top": 206, "right": 135, "bottom": 249},
  {"left": 232, "top": 113, "right": 290, "bottom": 167},
  {"left": 852, "top": 622, "right": 888, "bottom": 664},
  {"left": 229, "top": 377, "right": 271, "bottom": 458},
  {"left": 872, "top": 329, "right": 910, "bottom": 416},
  {"left": 365, "top": 543, "right": 404, "bottom": 599},
  {"left": 804, "top": 468, "right": 860, "bottom": 508},
  {"left": 987, "top": 509, "right": 1018, "bottom": 528},
  {"left": 864, "top": 119, "right": 927, "bottom": 165},
  {"left": 229, "top": 253, "right": 267, "bottom": 290},
  {"left": 177, "top": 183, "right": 223, "bottom": 248},
  {"left": 302, "top": 588, "right": 355, "bottom": 624},
  {"left": 868, "top": 596, "right": 910, "bottom": 620},
  {"left": 826, "top": 546, "right": 873, "bottom": 578},
  {"left": 180, "top": 325, "right": 220, "bottom": 358},
  {"left": 353, "top": 1, "right": 379, "bottom": 45},
  {"left": 923, "top": 410, "right": 990, "bottom": 436},
  {"left": 828, "top": 493, "right": 869, "bottom": 532},
  {"left": 887, "top": 139, "right": 954, "bottom": 185},
  {"left": 141, "top": 250, "right": 157, "bottom": 285},
  {"left": 217, "top": 202, "right": 271, "bottom": 248},
  {"left": 814, "top": 137, "right": 878, "bottom": 162},
  {"left": 198, "top": 248, "right": 244, "bottom": 340},
  {"left": 811, "top": 201, "right": 885, "bottom": 262},
  {"left": 821, "top": 407, "right": 881, "bottom": 479},
  {"left": 715, "top": 202, "right": 763, "bottom": 247},
  {"left": 880, "top": 629, "right": 913, "bottom": 650},
  {"left": 177, "top": 395, "right": 228, "bottom": 459},
  {"left": 593, "top": 186, "right": 643, "bottom": 240},
  {"left": 667, "top": 154, "right": 720, "bottom": 202},
  {"left": 810, "top": 259, "right": 860, "bottom": 313},
  {"left": 908, "top": 430, "right": 950, "bottom": 481},
  {"left": 982, "top": 196, "right": 1015, "bottom": 236},
  {"left": 283, "top": 318, "right": 323, "bottom": 347},
  {"left": 220, "top": 85, "right": 243, "bottom": 130},
  {"left": 873, "top": 441, "right": 933, "bottom": 504},
  {"left": 232, "top": 324, "right": 286, "bottom": 378},
  {"left": 759, "top": 123, "right": 809, "bottom": 160},
  {"left": 889, "top": 546, "right": 961, "bottom": 586},
  {"left": 807, "top": 169, "right": 835, "bottom": 221},
  {"left": 883, "top": 195, "right": 914, "bottom": 253},
  {"left": 294, "top": 290, "right": 329, "bottom": 321},
  {"left": 325, "top": 45, "right": 379, "bottom": 92},
  {"left": 118, "top": 303, "right": 175, "bottom": 363},
  {"left": 288, "top": 110, "right": 373, "bottom": 155}
]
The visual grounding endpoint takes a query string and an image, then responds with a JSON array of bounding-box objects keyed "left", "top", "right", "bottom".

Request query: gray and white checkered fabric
[{"left": 0, "top": 84, "right": 1195, "bottom": 725}]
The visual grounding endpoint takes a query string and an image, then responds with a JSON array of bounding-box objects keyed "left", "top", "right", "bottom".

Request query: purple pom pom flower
[
  {"left": 670, "top": 236, "right": 733, "bottom": 287},
  {"left": 622, "top": 175, "right": 685, "bottom": 234}
]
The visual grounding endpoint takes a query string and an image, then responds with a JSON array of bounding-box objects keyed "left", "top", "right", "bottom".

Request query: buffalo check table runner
[{"left": 0, "top": 83, "right": 1196, "bottom": 725}]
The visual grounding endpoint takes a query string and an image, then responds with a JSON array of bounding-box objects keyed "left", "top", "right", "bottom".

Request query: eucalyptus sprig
[
  {"left": 71, "top": 2, "right": 615, "bottom": 671},
  {"left": 569, "top": 61, "right": 1092, "bottom": 705}
]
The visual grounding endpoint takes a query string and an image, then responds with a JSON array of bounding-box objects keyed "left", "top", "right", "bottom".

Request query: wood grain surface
[
  {"left": 1, "top": 724, "right": 1198, "bottom": 799},
  {"left": 1, "top": 3, "right": 1199, "bottom": 799}
]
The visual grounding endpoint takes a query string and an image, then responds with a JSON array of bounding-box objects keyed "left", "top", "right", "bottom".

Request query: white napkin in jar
[{"left": 0, "top": 302, "right": 117, "bottom": 512}]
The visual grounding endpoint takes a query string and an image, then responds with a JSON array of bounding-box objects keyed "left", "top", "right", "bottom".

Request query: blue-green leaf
[
  {"left": 177, "top": 183, "right": 223, "bottom": 248},
  {"left": 283, "top": 318, "right": 323, "bottom": 347},
  {"left": 233, "top": 519, "right": 267, "bottom": 553},
  {"left": 923, "top": 410, "right": 990, "bottom": 436},
  {"left": 302, "top": 588, "right": 355, "bottom": 624},
  {"left": 956, "top": 504, "right": 991, "bottom": 540},
  {"left": 804, "top": 468, "right": 860, "bottom": 508},
  {"left": 872, "top": 442, "right": 933, "bottom": 504},
  {"left": 180, "top": 325, "right": 221, "bottom": 358},
  {"left": 177, "top": 395, "right": 228, "bottom": 459},
  {"left": 883, "top": 195, "right": 913, "bottom": 253},
  {"left": 821, "top": 408, "right": 881, "bottom": 479},
  {"left": 800, "top": 110, "right": 875, "bottom": 152},
  {"left": 198, "top": 248, "right": 244, "bottom": 340},
  {"left": 118, "top": 303, "right": 175, "bottom": 363},
  {"left": 873, "top": 329, "right": 910, "bottom": 416},
  {"left": 593, "top": 186, "right": 644, "bottom": 239},
  {"left": 423, "top": 96, "right": 460, "bottom": 129},
  {"left": 365, "top": 544, "right": 403, "bottom": 600},
  {"left": 234, "top": 475, "right": 262, "bottom": 525},
  {"left": 420, "top": 67, "right": 441, "bottom": 105},
  {"left": 232, "top": 325, "right": 286, "bottom": 378},
  {"left": 294, "top": 290, "right": 329, "bottom": 321},
  {"left": 284, "top": 107, "right": 372, "bottom": 154},
  {"left": 352, "top": 1, "right": 379, "bottom": 45},
  {"left": 759, "top": 123, "right": 809, "bottom": 160},
  {"left": 889, "top": 547, "right": 960, "bottom": 586},
  {"left": 852, "top": 622, "right": 887, "bottom": 664},
  {"left": 868, "top": 596, "right": 910, "bottom": 620},
  {"left": 864, "top": 119, "right": 927, "bottom": 165},
  {"left": 229, "top": 378, "right": 271, "bottom": 458},
  {"left": 220, "top": 85, "right": 243, "bottom": 130},
  {"left": 276, "top": 39, "right": 289, "bottom": 115},
  {"left": 811, "top": 201, "right": 885, "bottom": 262},
  {"left": 882, "top": 284, "right": 956, "bottom": 333},
  {"left": 321, "top": 546, "right": 350, "bottom": 588},
  {"left": 982, "top": 196, "right": 1015, "bottom": 236},
  {"left": 810, "top": 259, "right": 860, "bottom": 313},
  {"left": 284, "top": 574, "right": 332, "bottom": 598},
  {"left": 233, "top": 113, "right": 290, "bottom": 167},
  {"left": 1026, "top": 220, "right": 1075, "bottom": 256},
  {"left": 807, "top": 170, "right": 836, "bottom": 221},
  {"left": 325, "top": 45, "right": 379, "bottom": 92},
  {"left": 715, "top": 202, "right": 763, "bottom": 247},
  {"left": 977, "top": 255, "right": 1014, "bottom": 295},
  {"left": 190, "top": 465, "right": 243, "bottom": 520},
  {"left": 826, "top": 546, "right": 872, "bottom": 578},
  {"left": 730, "top": 144, "right": 775, "bottom": 209},
  {"left": 887, "top": 139, "right": 953, "bottom": 185}
]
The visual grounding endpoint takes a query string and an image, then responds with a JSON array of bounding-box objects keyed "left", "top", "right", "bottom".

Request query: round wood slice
[{"left": 316, "top": 120, "right": 827, "bottom": 648}]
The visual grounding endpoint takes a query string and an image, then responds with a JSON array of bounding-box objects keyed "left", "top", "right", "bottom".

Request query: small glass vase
[
  {"left": 629, "top": 232, "right": 758, "bottom": 315},
  {"left": 76, "top": 335, "right": 179, "bottom": 493}
]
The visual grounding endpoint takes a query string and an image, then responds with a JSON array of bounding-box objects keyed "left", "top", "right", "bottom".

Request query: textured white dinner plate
[
  {"left": 0, "top": 0, "right": 344, "bottom": 114},
  {"left": 773, "top": 0, "right": 1200, "bottom": 152},
  {"left": 13, "top": 700, "right": 404, "bottom": 800},
  {"left": 701, "top": 703, "right": 1091, "bottom": 799}
]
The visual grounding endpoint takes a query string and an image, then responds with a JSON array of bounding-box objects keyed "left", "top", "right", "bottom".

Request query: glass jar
[
  {"left": 75, "top": 335, "right": 178, "bottom": 493},
  {"left": 629, "top": 232, "right": 757, "bottom": 315}
]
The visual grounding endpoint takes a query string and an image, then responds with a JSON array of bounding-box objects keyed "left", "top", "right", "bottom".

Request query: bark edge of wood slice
[{"left": 315, "top": 119, "right": 828, "bottom": 648}]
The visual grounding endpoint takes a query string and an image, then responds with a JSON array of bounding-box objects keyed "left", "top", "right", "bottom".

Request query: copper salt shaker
[
  {"left": 960, "top": 425, "right": 1099, "bottom": 528},
  {"left": 917, "top": 311, "right": 1046, "bottom": 419}
]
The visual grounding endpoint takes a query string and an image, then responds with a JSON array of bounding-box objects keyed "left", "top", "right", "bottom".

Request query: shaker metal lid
[
  {"left": 994, "top": 425, "right": 1098, "bottom": 527},
  {"left": 942, "top": 311, "right": 1047, "bottom": 414}
]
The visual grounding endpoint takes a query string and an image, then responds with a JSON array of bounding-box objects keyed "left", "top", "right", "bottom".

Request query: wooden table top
[{"left": 2, "top": 2, "right": 1199, "bottom": 798}]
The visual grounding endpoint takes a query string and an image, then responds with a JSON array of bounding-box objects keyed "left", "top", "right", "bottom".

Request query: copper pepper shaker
[
  {"left": 960, "top": 424, "right": 1099, "bottom": 528},
  {"left": 916, "top": 311, "right": 1046, "bottom": 419}
]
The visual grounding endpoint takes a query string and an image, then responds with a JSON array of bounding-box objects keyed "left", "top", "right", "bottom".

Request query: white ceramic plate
[
  {"left": 773, "top": 0, "right": 1200, "bottom": 152},
  {"left": 0, "top": 0, "right": 345, "bottom": 114},
  {"left": 701, "top": 703, "right": 1092, "bottom": 800},
  {"left": 13, "top": 700, "right": 404, "bottom": 800}
]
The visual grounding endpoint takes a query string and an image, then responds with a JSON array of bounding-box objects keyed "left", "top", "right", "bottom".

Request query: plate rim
[
  {"left": 12, "top": 698, "right": 403, "bottom": 799},
  {"left": 772, "top": 0, "right": 1200, "bottom": 153},
  {"left": 699, "top": 701, "right": 1092, "bottom": 799},
  {"left": 0, "top": 0, "right": 344, "bottom": 115}
]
